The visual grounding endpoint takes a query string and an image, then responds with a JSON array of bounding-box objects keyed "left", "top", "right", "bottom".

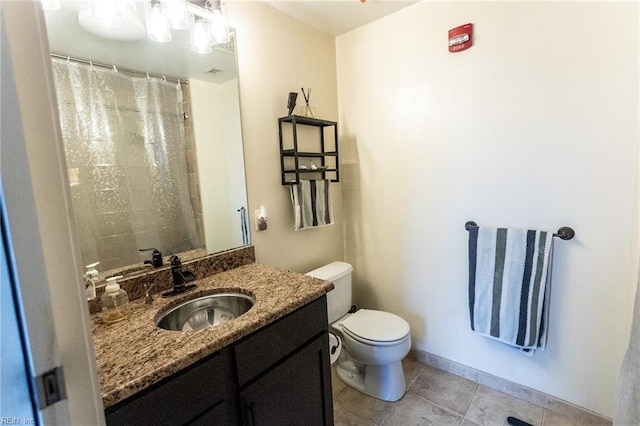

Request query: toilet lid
[{"left": 341, "top": 309, "right": 410, "bottom": 342}]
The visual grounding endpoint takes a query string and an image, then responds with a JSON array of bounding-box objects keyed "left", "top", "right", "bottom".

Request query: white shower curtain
[
  {"left": 615, "top": 262, "right": 640, "bottom": 425},
  {"left": 51, "top": 58, "right": 201, "bottom": 270}
]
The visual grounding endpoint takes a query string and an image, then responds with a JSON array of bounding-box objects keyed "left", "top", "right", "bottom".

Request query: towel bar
[{"left": 464, "top": 221, "right": 575, "bottom": 240}]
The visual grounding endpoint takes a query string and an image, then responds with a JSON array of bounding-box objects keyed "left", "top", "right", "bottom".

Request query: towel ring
[{"left": 464, "top": 221, "right": 575, "bottom": 240}]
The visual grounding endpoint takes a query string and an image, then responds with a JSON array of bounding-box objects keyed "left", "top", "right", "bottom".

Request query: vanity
[{"left": 92, "top": 261, "right": 334, "bottom": 425}]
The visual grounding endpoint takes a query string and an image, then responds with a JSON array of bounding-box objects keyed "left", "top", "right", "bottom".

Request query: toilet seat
[{"left": 341, "top": 309, "right": 410, "bottom": 346}]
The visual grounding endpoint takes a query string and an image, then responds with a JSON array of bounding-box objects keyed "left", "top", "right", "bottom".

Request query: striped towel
[
  {"left": 290, "top": 180, "right": 334, "bottom": 231},
  {"left": 468, "top": 225, "right": 554, "bottom": 354}
]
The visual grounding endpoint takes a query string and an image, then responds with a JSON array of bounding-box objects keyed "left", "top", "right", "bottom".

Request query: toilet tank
[{"left": 306, "top": 261, "right": 353, "bottom": 323}]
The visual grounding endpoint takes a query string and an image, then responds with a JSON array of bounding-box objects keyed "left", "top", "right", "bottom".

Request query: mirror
[{"left": 43, "top": 2, "right": 249, "bottom": 275}]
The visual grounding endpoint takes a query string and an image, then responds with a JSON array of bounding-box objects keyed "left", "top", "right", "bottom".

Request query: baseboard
[{"left": 409, "top": 348, "right": 612, "bottom": 424}]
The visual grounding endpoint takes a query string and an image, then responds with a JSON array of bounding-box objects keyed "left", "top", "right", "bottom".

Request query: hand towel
[
  {"left": 468, "top": 225, "right": 554, "bottom": 354},
  {"left": 290, "top": 179, "right": 333, "bottom": 231}
]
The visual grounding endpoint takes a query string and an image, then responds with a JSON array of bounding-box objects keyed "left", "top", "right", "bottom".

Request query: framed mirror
[{"left": 43, "top": 1, "right": 249, "bottom": 276}]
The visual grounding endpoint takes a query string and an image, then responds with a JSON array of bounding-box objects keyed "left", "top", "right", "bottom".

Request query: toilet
[{"left": 307, "top": 261, "right": 411, "bottom": 402}]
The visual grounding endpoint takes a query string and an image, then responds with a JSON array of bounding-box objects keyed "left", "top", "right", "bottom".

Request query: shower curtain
[
  {"left": 615, "top": 261, "right": 640, "bottom": 425},
  {"left": 51, "top": 59, "right": 201, "bottom": 271}
]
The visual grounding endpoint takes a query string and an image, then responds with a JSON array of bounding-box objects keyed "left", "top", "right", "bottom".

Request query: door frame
[{"left": 1, "top": 2, "right": 104, "bottom": 424}]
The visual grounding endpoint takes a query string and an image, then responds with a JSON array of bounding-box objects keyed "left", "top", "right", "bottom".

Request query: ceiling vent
[{"left": 205, "top": 67, "right": 225, "bottom": 75}]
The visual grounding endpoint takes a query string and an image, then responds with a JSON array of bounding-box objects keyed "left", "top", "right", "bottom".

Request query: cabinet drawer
[
  {"left": 105, "top": 348, "right": 235, "bottom": 426},
  {"left": 235, "top": 296, "right": 327, "bottom": 386}
]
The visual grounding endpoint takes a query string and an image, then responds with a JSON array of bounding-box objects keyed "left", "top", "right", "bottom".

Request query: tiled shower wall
[
  {"left": 54, "top": 59, "right": 205, "bottom": 272},
  {"left": 182, "top": 82, "right": 206, "bottom": 248}
]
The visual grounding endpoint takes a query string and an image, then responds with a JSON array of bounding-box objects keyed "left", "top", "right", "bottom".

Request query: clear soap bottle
[
  {"left": 84, "top": 262, "right": 99, "bottom": 301},
  {"left": 100, "top": 276, "right": 130, "bottom": 324}
]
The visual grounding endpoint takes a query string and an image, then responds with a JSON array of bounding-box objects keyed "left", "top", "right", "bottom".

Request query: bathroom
[{"left": 1, "top": 0, "right": 638, "bottom": 425}]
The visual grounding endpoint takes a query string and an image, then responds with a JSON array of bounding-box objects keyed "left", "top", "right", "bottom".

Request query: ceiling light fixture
[
  {"left": 190, "top": 16, "right": 212, "bottom": 54},
  {"left": 90, "top": 0, "right": 138, "bottom": 28},
  {"left": 60, "top": 0, "right": 231, "bottom": 55},
  {"left": 78, "top": 8, "right": 147, "bottom": 42},
  {"left": 208, "top": 5, "right": 230, "bottom": 45},
  {"left": 93, "top": 1, "right": 123, "bottom": 29},
  {"left": 145, "top": 0, "right": 172, "bottom": 42},
  {"left": 164, "top": 0, "right": 189, "bottom": 30},
  {"left": 165, "top": 0, "right": 232, "bottom": 52}
]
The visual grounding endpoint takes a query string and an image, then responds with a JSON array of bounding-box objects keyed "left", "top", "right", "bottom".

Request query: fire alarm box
[{"left": 449, "top": 23, "right": 473, "bottom": 52}]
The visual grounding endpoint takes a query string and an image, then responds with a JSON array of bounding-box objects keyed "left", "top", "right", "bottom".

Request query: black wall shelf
[{"left": 278, "top": 115, "right": 339, "bottom": 185}]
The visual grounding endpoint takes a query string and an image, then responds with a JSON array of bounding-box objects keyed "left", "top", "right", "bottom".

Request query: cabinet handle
[{"left": 244, "top": 402, "right": 255, "bottom": 426}]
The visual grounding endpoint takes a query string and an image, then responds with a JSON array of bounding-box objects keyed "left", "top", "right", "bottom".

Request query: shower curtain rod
[{"left": 50, "top": 52, "right": 185, "bottom": 84}]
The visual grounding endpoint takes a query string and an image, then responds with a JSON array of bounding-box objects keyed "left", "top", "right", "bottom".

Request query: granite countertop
[{"left": 92, "top": 262, "right": 333, "bottom": 409}]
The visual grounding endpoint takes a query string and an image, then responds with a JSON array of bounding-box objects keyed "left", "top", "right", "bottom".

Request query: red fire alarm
[{"left": 448, "top": 23, "right": 473, "bottom": 53}]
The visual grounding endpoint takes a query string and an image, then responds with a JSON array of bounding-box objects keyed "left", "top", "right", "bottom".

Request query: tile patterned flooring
[{"left": 332, "top": 354, "right": 613, "bottom": 426}]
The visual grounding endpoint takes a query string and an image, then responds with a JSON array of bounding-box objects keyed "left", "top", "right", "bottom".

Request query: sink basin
[{"left": 156, "top": 293, "right": 255, "bottom": 332}]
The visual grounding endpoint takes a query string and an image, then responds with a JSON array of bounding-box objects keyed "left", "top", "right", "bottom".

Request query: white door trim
[{"left": 1, "top": 2, "right": 104, "bottom": 424}]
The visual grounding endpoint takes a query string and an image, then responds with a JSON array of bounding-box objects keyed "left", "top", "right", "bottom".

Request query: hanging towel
[
  {"left": 290, "top": 179, "right": 334, "bottom": 231},
  {"left": 468, "top": 225, "right": 554, "bottom": 354}
]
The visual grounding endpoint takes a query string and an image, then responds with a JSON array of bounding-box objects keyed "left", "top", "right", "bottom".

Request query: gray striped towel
[
  {"left": 290, "top": 179, "right": 334, "bottom": 231},
  {"left": 468, "top": 225, "right": 554, "bottom": 354}
]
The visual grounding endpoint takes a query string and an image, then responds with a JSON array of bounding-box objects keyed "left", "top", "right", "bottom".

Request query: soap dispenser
[
  {"left": 100, "top": 276, "right": 130, "bottom": 324},
  {"left": 84, "top": 262, "right": 99, "bottom": 301}
]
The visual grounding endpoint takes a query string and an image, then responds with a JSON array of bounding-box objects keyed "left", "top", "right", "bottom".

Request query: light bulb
[
  {"left": 92, "top": 0, "right": 122, "bottom": 29},
  {"left": 146, "top": 1, "right": 172, "bottom": 43},
  {"left": 190, "top": 17, "right": 212, "bottom": 54},
  {"left": 209, "top": 9, "right": 230, "bottom": 45},
  {"left": 163, "top": 0, "right": 188, "bottom": 30}
]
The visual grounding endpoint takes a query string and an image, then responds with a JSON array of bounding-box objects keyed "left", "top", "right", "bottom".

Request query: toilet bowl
[
  {"left": 306, "top": 262, "right": 412, "bottom": 402},
  {"left": 331, "top": 309, "right": 411, "bottom": 401}
]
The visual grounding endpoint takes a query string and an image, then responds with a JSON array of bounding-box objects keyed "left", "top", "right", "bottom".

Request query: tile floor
[{"left": 331, "top": 354, "right": 612, "bottom": 426}]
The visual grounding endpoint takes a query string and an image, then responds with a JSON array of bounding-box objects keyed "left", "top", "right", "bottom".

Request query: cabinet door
[
  {"left": 235, "top": 297, "right": 327, "bottom": 386},
  {"left": 240, "top": 334, "right": 333, "bottom": 426},
  {"left": 105, "top": 348, "right": 238, "bottom": 426},
  {"left": 187, "top": 398, "right": 239, "bottom": 426}
]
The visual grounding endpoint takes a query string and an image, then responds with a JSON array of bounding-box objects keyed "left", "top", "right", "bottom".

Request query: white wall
[
  {"left": 336, "top": 1, "right": 639, "bottom": 417},
  {"left": 190, "top": 78, "right": 247, "bottom": 252},
  {"left": 228, "top": 2, "right": 344, "bottom": 272},
  {"left": 220, "top": 79, "right": 250, "bottom": 248}
]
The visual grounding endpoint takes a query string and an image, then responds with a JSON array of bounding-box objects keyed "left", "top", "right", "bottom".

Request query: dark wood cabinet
[
  {"left": 240, "top": 334, "right": 333, "bottom": 426},
  {"left": 105, "top": 296, "right": 333, "bottom": 426},
  {"left": 236, "top": 296, "right": 333, "bottom": 425},
  {"left": 105, "top": 348, "right": 238, "bottom": 426}
]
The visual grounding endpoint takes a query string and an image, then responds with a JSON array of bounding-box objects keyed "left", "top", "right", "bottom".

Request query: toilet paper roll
[{"left": 328, "top": 333, "right": 341, "bottom": 364}]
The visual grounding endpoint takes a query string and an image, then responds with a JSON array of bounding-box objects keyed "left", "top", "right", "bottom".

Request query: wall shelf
[{"left": 278, "top": 115, "right": 339, "bottom": 185}]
